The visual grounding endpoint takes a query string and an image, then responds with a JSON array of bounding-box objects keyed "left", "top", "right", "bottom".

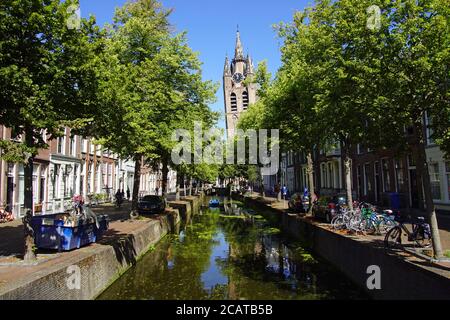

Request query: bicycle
[
  {"left": 331, "top": 208, "right": 356, "bottom": 230},
  {"left": 384, "top": 216, "right": 432, "bottom": 251},
  {"left": 0, "top": 206, "right": 14, "bottom": 223},
  {"left": 346, "top": 202, "right": 396, "bottom": 234}
]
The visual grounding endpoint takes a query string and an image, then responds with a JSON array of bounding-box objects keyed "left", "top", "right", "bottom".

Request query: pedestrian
[
  {"left": 155, "top": 187, "right": 159, "bottom": 196},
  {"left": 282, "top": 185, "right": 288, "bottom": 199},
  {"left": 115, "top": 189, "right": 123, "bottom": 208},
  {"left": 126, "top": 188, "right": 130, "bottom": 200},
  {"left": 274, "top": 183, "right": 280, "bottom": 194},
  {"left": 275, "top": 183, "right": 281, "bottom": 201}
]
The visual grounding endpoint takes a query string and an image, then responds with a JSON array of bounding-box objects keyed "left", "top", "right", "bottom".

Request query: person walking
[
  {"left": 115, "top": 190, "right": 123, "bottom": 208},
  {"left": 282, "top": 185, "right": 288, "bottom": 199},
  {"left": 126, "top": 188, "right": 130, "bottom": 200},
  {"left": 282, "top": 185, "right": 288, "bottom": 208},
  {"left": 275, "top": 183, "right": 281, "bottom": 201}
]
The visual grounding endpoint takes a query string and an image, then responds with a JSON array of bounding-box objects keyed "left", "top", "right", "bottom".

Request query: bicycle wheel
[
  {"left": 348, "top": 215, "right": 363, "bottom": 232},
  {"left": 378, "top": 216, "right": 396, "bottom": 234},
  {"left": 414, "top": 226, "right": 433, "bottom": 249},
  {"left": 384, "top": 226, "right": 403, "bottom": 251},
  {"left": 331, "top": 215, "right": 345, "bottom": 230},
  {"left": 364, "top": 217, "right": 378, "bottom": 234},
  {"left": 344, "top": 211, "right": 356, "bottom": 230}
]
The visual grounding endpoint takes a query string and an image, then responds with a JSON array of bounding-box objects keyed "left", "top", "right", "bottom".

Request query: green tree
[
  {"left": 93, "top": 0, "right": 172, "bottom": 213},
  {"left": 0, "top": 0, "right": 101, "bottom": 261},
  {"left": 271, "top": 0, "right": 449, "bottom": 258},
  {"left": 95, "top": 0, "right": 218, "bottom": 209},
  {"left": 374, "top": 0, "right": 449, "bottom": 258}
]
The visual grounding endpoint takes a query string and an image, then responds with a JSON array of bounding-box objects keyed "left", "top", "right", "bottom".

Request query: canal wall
[
  {"left": 181, "top": 195, "right": 202, "bottom": 214},
  {"left": 240, "top": 195, "right": 450, "bottom": 300},
  {"left": 0, "top": 207, "right": 184, "bottom": 300},
  {"left": 168, "top": 200, "right": 192, "bottom": 220}
]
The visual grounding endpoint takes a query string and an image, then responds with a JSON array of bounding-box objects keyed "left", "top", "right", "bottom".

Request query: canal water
[{"left": 98, "top": 198, "right": 367, "bottom": 300}]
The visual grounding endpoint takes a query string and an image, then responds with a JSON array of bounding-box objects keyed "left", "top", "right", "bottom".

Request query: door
[{"left": 6, "top": 177, "right": 14, "bottom": 207}]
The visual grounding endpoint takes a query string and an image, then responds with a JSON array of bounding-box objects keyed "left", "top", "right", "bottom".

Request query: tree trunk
[
  {"left": 413, "top": 121, "right": 443, "bottom": 259},
  {"left": 131, "top": 154, "right": 142, "bottom": 212},
  {"left": 343, "top": 144, "right": 354, "bottom": 211},
  {"left": 259, "top": 168, "right": 265, "bottom": 197},
  {"left": 307, "top": 152, "right": 315, "bottom": 214},
  {"left": 23, "top": 127, "right": 36, "bottom": 262},
  {"left": 161, "top": 159, "right": 169, "bottom": 197}
]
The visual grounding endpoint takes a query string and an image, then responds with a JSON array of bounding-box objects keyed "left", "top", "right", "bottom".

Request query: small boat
[{"left": 209, "top": 199, "right": 221, "bottom": 208}]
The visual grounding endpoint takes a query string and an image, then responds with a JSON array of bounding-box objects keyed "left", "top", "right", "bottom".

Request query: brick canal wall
[
  {"left": 241, "top": 195, "right": 450, "bottom": 300},
  {"left": 0, "top": 196, "right": 202, "bottom": 300}
]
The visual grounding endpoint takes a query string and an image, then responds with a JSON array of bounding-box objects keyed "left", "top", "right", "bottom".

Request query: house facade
[{"left": 0, "top": 125, "right": 177, "bottom": 219}]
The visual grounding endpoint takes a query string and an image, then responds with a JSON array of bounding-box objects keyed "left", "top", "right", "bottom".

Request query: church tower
[{"left": 223, "top": 29, "right": 257, "bottom": 139}]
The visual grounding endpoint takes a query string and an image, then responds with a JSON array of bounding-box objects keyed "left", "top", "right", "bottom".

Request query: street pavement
[
  {"left": 0, "top": 201, "right": 134, "bottom": 257},
  {"left": 252, "top": 193, "right": 450, "bottom": 252}
]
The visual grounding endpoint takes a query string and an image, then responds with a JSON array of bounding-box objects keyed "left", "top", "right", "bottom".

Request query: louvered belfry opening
[
  {"left": 231, "top": 93, "right": 238, "bottom": 112},
  {"left": 242, "top": 91, "right": 249, "bottom": 110}
]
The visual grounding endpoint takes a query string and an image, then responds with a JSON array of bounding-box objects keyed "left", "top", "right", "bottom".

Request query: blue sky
[{"left": 79, "top": 0, "right": 311, "bottom": 129}]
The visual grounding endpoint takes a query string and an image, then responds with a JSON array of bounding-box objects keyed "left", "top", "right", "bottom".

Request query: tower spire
[
  {"left": 247, "top": 54, "right": 254, "bottom": 74},
  {"left": 235, "top": 27, "right": 244, "bottom": 60},
  {"left": 224, "top": 54, "right": 231, "bottom": 76}
]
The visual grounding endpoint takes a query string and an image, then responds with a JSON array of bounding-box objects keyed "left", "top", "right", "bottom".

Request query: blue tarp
[{"left": 31, "top": 212, "right": 109, "bottom": 251}]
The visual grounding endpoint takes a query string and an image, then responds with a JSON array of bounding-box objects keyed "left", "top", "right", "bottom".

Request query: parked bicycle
[
  {"left": 384, "top": 215, "right": 432, "bottom": 251},
  {"left": 331, "top": 202, "right": 397, "bottom": 235},
  {"left": 348, "top": 203, "right": 397, "bottom": 234},
  {"left": 0, "top": 206, "right": 14, "bottom": 223}
]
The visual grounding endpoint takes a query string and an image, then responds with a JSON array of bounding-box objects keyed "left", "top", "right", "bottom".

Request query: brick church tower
[{"left": 223, "top": 29, "right": 257, "bottom": 138}]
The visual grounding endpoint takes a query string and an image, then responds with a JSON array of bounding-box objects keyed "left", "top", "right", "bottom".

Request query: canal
[{"left": 97, "top": 198, "right": 367, "bottom": 300}]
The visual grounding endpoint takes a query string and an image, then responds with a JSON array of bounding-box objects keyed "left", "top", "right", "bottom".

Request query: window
[
  {"left": 363, "top": 163, "right": 371, "bottom": 195},
  {"left": 69, "top": 136, "right": 76, "bottom": 157},
  {"left": 303, "top": 167, "right": 309, "bottom": 190},
  {"left": 242, "top": 91, "right": 249, "bottom": 110},
  {"left": 357, "top": 165, "right": 362, "bottom": 197},
  {"left": 395, "top": 159, "right": 405, "bottom": 192},
  {"left": 53, "top": 164, "right": 60, "bottom": 198},
  {"left": 429, "top": 163, "right": 441, "bottom": 200},
  {"left": 328, "top": 163, "right": 334, "bottom": 188},
  {"left": 230, "top": 93, "right": 237, "bottom": 112},
  {"left": 108, "top": 164, "right": 113, "bottom": 188},
  {"left": 381, "top": 159, "right": 391, "bottom": 192},
  {"left": 57, "top": 137, "right": 65, "bottom": 154},
  {"left": 446, "top": 162, "right": 450, "bottom": 200},
  {"left": 81, "top": 139, "right": 86, "bottom": 153}
]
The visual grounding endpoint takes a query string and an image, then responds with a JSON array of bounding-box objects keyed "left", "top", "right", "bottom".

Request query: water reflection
[{"left": 97, "top": 198, "right": 366, "bottom": 300}]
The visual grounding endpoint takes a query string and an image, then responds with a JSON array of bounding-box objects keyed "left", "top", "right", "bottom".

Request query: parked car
[
  {"left": 312, "top": 194, "right": 348, "bottom": 223},
  {"left": 137, "top": 195, "right": 166, "bottom": 215},
  {"left": 288, "top": 193, "right": 310, "bottom": 213}
]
